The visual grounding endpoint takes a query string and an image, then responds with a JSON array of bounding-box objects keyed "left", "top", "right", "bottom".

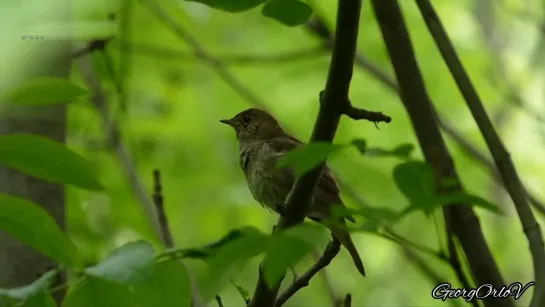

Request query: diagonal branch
[
  {"left": 370, "top": 1, "right": 513, "bottom": 307},
  {"left": 414, "top": 2, "right": 545, "bottom": 306},
  {"left": 275, "top": 238, "right": 341, "bottom": 307}
]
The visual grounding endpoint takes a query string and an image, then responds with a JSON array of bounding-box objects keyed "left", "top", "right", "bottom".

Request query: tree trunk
[{"left": 0, "top": 0, "right": 71, "bottom": 304}]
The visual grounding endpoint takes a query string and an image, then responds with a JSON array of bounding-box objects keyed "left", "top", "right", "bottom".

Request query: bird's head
[{"left": 220, "top": 108, "right": 286, "bottom": 143}]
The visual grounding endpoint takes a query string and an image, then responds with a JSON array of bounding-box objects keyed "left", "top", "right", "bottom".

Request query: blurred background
[{"left": 2, "top": 0, "right": 545, "bottom": 305}]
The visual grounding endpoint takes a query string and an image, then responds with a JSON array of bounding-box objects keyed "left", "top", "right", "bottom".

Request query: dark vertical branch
[
  {"left": 370, "top": 1, "right": 513, "bottom": 307},
  {"left": 248, "top": 0, "right": 364, "bottom": 306},
  {"left": 414, "top": 2, "right": 545, "bottom": 306}
]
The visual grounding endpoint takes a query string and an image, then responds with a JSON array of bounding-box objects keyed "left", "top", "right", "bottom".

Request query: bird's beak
[{"left": 219, "top": 118, "right": 235, "bottom": 128}]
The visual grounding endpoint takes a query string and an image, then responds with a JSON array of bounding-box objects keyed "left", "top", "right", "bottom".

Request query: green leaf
[
  {"left": 20, "top": 292, "right": 56, "bottom": 307},
  {"left": 200, "top": 227, "right": 269, "bottom": 301},
  {"left": 132, "top": 260, "right": 191, "bottom": 307},
  {"left": 62, "top": 277, "right": 136, "bottom": 307},
  {"left": 391, "top": 143, "right": 415, "bottom": 158},
  {"left": 86, "top": 240, "right": 155, "bottom": 285},
  {"left": 186, "top": 0, "right": 267, "bottom": 13},
  {"left": 351, "top": 139, "right": 367, "bottom": 154},
  {"left": 435, "top": 192, "right": 503, "bottom": 215},
  {"left": 0, "top": 134, "right": 103, "bottom": 191},
  {"left": 331, "top": 206, "right": 404, "bottom": 232},
  {"left": 0, "top": 194, "right": 82, "bottom": 268},
  {"left": 261, "top": 0, "right": 313, "bottom": 27},
  {"left": 364, "top": 143, "right": 415, "bottom": 159},
  {"left": 263, "top": 223, "right": 328, "bottom": 287},
  {"left": 393, "top": 161, "right": 436, "bottom": 214},
  {"left": 277, "top": 142, "right": 345, "bottom": 176},
  {"left": 159, "top": 227, "right": 248, "bottom": 261},
  {"left": 6, "top": 77, "right": 87, "bottom": 106},
  {"left": 0, "top": 271, "right": 57, "bottom": 304}
]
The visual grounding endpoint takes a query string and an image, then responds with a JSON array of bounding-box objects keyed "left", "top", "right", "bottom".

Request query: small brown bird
[{"left": 220, "top": 108, "right": 366, "bottom": 277}]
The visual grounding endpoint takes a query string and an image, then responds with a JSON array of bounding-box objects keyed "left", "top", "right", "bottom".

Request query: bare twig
[
  {"left": 275, "top": 238, "right": 341, "bottom": 307},
  {"left": 371, "top": 1, "right": 513, "bottom": 307},
  {"left": 215, "top": 295, "right": 224, "bottom": 307},
  {"left": 343, "top": 293, "right": 352, "bottom": 307},
  {"left": 415, "top": 2, "right": 545, "bottom": 306},
  {"left": 115, "top": 41, "right": 328, "bottom": 65},
  {"left": 78, "top": 48, "right": 163, "bottom": 242},
  {"left": 153, "top": 169, "right": 174, "bottom": 247}
]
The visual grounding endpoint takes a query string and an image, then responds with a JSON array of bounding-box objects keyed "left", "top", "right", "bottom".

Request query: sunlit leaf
[
  {"left": 186, "top": 0, "right": 267, "bottom": 12},
  {"left": 261, "top": 0, "right": 313, "bottom": 27},
  {"left": 263, "top": 223, "right": 328, "bottom": 287},
  {"left": 6, "top": 77, "right": 87, "bottom": 106},
  {"left": 62, "top": 277, "right": 135, "bottom": 307},
  {"left": 86, "top": 241, "right": 155, "bottom": 285},
  {"left": 0, "top": 134, "right": 103, "bottom": 191},
  {"left": 0, "top": 271, "right": 57, "bottom": 305},
  {"left": 277, "top": 142, "right": 345, "bottom": 176},
  {"left": 132, "top": 260, "right": 191, "bottom": 307},
  {"left": 0, "top": 194, "right": 82, "bottom": 268},
  {"left": 393, "top": 161, "right": 436, "bottom": 214},
  {"left": 200, "top": 227, "right": 269, "bottom": 301}
]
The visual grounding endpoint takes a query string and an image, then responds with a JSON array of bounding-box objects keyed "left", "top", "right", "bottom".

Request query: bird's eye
[{"left": 243, "top": 115, "right": 251, "bottom": 123}]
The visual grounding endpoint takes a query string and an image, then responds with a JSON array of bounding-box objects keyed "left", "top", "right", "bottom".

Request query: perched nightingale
[{"left": 220, "top": 108, "right": 366, "bottom": 277}]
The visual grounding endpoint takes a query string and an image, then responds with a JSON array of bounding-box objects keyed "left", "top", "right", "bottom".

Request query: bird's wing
[{"left": 266, "top": 136, "right": 356, "bottom": 224}]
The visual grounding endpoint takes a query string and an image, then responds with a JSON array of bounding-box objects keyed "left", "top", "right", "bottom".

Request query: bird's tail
[{"left": 330, "top": 222, "right": 366, "bottom": 277}]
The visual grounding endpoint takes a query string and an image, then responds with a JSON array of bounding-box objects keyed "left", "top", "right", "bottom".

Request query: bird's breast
[{"left": 240, "top": 144, "right": 290, "bottom": 211}]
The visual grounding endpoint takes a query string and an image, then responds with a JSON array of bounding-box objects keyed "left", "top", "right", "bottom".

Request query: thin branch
[
  {"left": 370, "top": 2, "right": 513, "bottom": 307},
  {"left": 343, "top": 293, "right": 352, "bottom": 307},
  {"left": 305, "top": 14, "right": 545, "bottom": 217},
  {"left": 311, "top": 248, "right": 340, "bottom": 307},
  {"left": 115, "top": 41, "right": 328, "bottom": 65},
  {"left": 153, "top": 169, "right": 173, "bottom": 247},
  {"left": 77, "top": 45, "right": 163, "bottom": 243},
  {"left": 275, "top": 238, "right": 341, "bottom": 307},
  {"left": 215, "top": 295, "right": 224, "bottom": 307},
  {"left": 415, "top": 2, "right": 545, "bottom": 306},
  {"left": 345, "top": 104, "right": 391, "bottom": 123}
]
